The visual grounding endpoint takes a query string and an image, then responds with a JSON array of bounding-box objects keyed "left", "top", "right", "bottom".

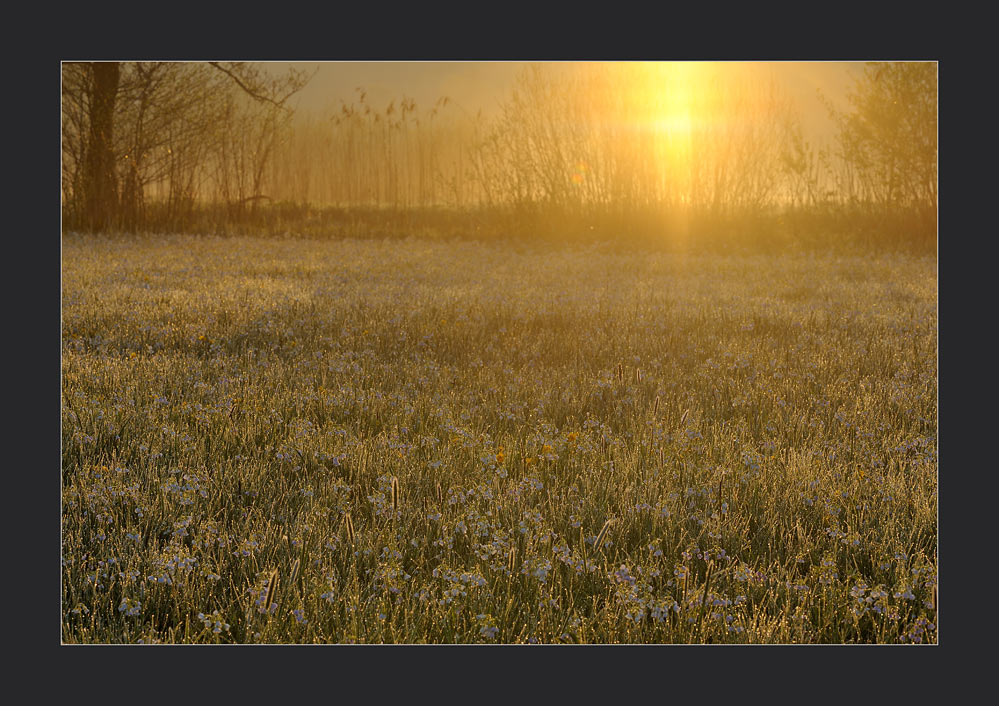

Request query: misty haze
[{"left": 61, "top": 61, "right": 937, "bottom": 645}]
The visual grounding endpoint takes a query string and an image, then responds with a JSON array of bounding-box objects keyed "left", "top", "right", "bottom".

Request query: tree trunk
[{"left": 83, "top": 62, "right": 120, "bottom": 232}]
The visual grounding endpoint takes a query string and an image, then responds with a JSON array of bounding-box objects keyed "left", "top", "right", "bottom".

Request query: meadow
[{"left": 61, "top": 234, "right": 937, "bottom": 644}]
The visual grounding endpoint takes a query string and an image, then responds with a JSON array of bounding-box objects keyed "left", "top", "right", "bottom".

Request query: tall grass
[{"left": 61, "top": 234, "right": 937, "bottom": 643}]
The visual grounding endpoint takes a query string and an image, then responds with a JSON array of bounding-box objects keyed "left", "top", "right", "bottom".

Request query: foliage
[{"left": 826, "top": 62, "right": 937, "bottom": 241}]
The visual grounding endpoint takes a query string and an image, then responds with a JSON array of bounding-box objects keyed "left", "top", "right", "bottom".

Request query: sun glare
[
  {"left": 562, "top": 61, "right": 779, "bottom": 210},
  {"left": 647, "top": 63, "right": 702, "bottom": 199},
  {"left": 646, "top": 62, "right": 700, "bottom": 136},
  {"left": 609, "top": 62, "right": 723, "bottom": 206}
]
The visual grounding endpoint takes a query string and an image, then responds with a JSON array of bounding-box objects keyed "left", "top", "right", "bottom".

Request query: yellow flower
[
  {"left": 525, "top": 457, "right": 536, "bottom": 466},
  {"left": 566, "top": 432, "right": 578, "bottom": 443}
]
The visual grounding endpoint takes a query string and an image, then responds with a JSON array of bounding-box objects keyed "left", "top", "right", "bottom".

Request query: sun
[
  {"left": 585, "top": 61, "right": 764, "bottom": 208},
  {"left": 619, "top": 62, "right": 714, "bottom": 205},
  {"left": 645, "top": 62, "right": 703, "bottom": 137},
  {"left": 554, "top": 61, "right": 782, "bottom": 212}
]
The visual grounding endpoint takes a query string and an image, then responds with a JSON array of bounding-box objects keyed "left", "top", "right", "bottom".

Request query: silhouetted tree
[
  {"left": 63, "top": 61, "right": 312, "bottom": 233},
  {"left": 828, "top": 62, "right": 937, "bottom": 236},
  {"left": 82, "top": 62, "right": 120, "bottom": 232}
]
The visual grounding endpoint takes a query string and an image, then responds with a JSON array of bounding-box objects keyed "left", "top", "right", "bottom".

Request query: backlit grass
[{"left": 61, "top": 234, "right": 937, "bottom": 643}]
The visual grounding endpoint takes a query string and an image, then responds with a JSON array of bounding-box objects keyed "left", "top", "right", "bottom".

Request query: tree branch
[{"left": 208, "top": 62, "right": 297, "bottom": 108}]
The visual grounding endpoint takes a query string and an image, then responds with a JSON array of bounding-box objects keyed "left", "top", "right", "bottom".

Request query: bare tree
[
  {"left": 81, "top": 62, "right": 120, "bottom": 232},
  {"left": 62, "top": 61, "right": 312, "bottom": 234}
]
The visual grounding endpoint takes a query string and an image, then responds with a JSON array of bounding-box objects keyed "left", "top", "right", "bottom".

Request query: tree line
[
  {"left": 62, "top": 62, "right": 311, "bottom": 233},
  {"left": 62, "top": 62, "right": 936, "bottom": 250}
]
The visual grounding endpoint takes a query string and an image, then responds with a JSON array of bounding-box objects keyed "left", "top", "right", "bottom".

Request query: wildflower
[
  {"left": 613, "top": 565, "right": 636, "bottom": 585},
  {"left": 198, "top": 610, "right": 231, "bottom": 634},
  {"left": 118, "top": 597, "right": 141, "bottom": 617}
]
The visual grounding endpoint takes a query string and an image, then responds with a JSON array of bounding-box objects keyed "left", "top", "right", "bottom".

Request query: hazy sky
[{"left": 269, "top": 61, "right": 865, "bottom": 142}]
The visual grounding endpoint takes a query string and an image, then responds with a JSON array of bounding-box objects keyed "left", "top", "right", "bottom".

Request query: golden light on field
[{"left": 62, "top": 60, "right": 937, "bottom": 645}]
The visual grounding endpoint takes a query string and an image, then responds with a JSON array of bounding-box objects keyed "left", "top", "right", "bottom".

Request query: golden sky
[{"left": 269, "top": 61, "right": 862, "bottom": 142}]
